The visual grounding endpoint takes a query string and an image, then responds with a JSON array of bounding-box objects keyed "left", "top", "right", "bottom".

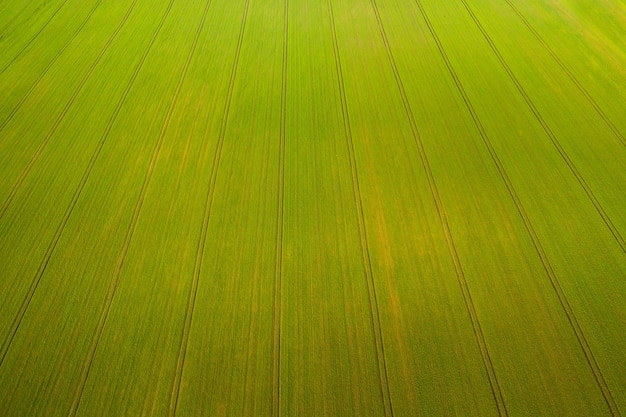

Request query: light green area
[{"left": 0, "top": 0, "right": 625, "bottom": 415}]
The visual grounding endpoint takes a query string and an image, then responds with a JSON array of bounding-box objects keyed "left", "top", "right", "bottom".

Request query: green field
[{"left": 1, "top": 0, "right": 625, "bottom": 415}]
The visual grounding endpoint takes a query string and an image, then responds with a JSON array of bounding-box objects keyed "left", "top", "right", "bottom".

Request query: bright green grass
[{"left": 0, "top": 0, "right": 625, "bottom": 415}]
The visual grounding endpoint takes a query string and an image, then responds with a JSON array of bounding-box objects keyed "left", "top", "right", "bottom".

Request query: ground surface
[{"left": 0, "top": 0, "right": 625, "bottom": 415}]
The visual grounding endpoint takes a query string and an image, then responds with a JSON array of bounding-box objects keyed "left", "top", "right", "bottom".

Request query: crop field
[{"left": 1, "top": 0, "right": 625, "bottom": 415}]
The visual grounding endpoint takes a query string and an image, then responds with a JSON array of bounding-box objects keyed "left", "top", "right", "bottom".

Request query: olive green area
[{"left": 0, "top": 0, "right": 625, "bottom": 415}]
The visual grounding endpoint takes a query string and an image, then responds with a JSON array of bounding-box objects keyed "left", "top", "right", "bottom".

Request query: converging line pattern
[
  {"left": 459, "top": 1, "right": 622, "bottom": 414},
  {"left": 0, "top": 0, "right": 143, "bottom": 367},
  {"left": 0, "top": 0, "right": 141, "bottom": 221},
  {"left": 163, "top": 0, "right": 216, "bottom": 414},
  {"left": 412, "top": 0, "right": 620, "bottom": 415},
  {"left": 461, "top": 0, "right": 626, "bottom": 257},
  {"left": 66, "top": 0, "right": 184, "bottom": 413},
  {"left": 167, "top": 0, "right": 252, "bottom": 414},
  {"left": 502, "top": 0, "right": 626, "bottom": 148},
  {"left": 370, "top": 0, "right": 508, "bottom": 415},
  {"left": 327, "top": 0, "right": 394, "bottom": 415},
  {"left": 0, "top": 0, "right": 624, "bottom": 415},
  {"left": 0, "top": 0, "right": 106, "bottom": 133}
]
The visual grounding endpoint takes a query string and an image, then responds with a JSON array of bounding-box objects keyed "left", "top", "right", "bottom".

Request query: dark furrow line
[
  {"left": 415, "top": 0, "right": 620, "bottom": 414},
  {"left": 0, "top": 0, "right": 143, "bottom": 369},
  {"left": 272, "top": 0, "right": 288, "bottom": 415},
  {"left": 65, "top": 0, "right": 182, "bottom": 413},
  {"left": 167, "top": 0, "right": 251, "bottom": 414},
  {"left": 459, "top": 2, "right": 622, "bottom": 415},
  {"left": 0, "top": 0, "right": 71, "bottom": 74},
  {"left": 462, "top": 0, "right": 626, "bottom": 256},
  {"left": 410, "top": 4, "right": 514, "bottom": 415},
  {"left": 0, "top": 4, "right": 25, "bottom": 35},
  {"left": 371, "top": 0, "right": 508, "bottom": 415},
  {"left": 0, "top": 2, "right": 54, "bottom": 35},
  {"left": 0, "top": 0, "right": 141, "bottom": 221},
  {"left": 326, "top": 1, "right": 393, "bottom": 415},
  {"left": 153, "top": 0, "right": 212, "bottom": 415},
  {"left": 502, "top": 0, "right": 626, "bottom": 148},
  {"left": 0, "top": 0, "right": 106, "bottom": 134}
]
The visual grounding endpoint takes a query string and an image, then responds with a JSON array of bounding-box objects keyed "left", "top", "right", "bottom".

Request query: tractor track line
[
  {"left": 62, "top": 0, "right": 185, "bottom": 413},
  {"left": 0, "top": 0, "right": 106, "bottom": 134},
  {"left": 460, "top": 1, "right": 622, "bottom": 414},
  {"left": 327, "top": 1, "right": 394, "bottom": 415},
  {"left": 0, "top": 0, "right": 71, "bottom": 74},
  {"left": 372, "top": 0, "right": 508, "bottom": 415},
  {"left": 142, "top": 0, "right": 215, "bottom": 414},
  {"left": 0, "top": 0, "right": 141, "bottom": 221},
  {"left": 167, "top": 0, "right": 251, "bottom": 414},
  {"left": 461, "top": 0, "right": 626, "bottom": 256},
  {"left": 0, "top": 0, "right": 144, "bottom": 368},
  {"left": 503, "top": 0, "right": 626, "bottom": 148},
  {"left": 271, "top": 0, "right": 288, "bottom": 415}
]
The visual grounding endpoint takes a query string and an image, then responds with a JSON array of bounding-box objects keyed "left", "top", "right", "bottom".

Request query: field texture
[{"left": 1, "top": 0, "right": 625, "bottom": 415}]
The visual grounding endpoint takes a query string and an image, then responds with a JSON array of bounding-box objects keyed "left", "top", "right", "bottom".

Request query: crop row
[{"left": 0, "top": 0, "right": 624, "bottom": 415}]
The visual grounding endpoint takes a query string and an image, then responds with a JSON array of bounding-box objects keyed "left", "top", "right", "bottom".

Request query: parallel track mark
[
  {"left": 0, "top": 0, "right": 142, "bottom": 367},
  {"left": 155, "top": 0, "right": 215, "bottom": 414},
  {"left": 0, "top": 0, "right": 106, "bottom": 134},
  {"left": 65, "top": 0, "right": 182, "bottom": 413},
  {"left": 327, "top": 0, "right": 393, "bottom": 415},
  {"left": 372, "top": 0, "right": 508, "bottom": 415},
  {"left": 502, "top": 0, "right": 626, "bottom": 148},
  {"left": 461, "top": 0, "right": 626, "bottom": 255},
  {"left": 460, "top": 1, "right": 622, "bottom": 414},
  {"left": 167, "top": 0, "right": 251, "bottom": 414},
  {"left": 0, "top": 0, "right": 71, "bottom": 74},
  {"left": 0, "top": 0, "right": 141, "bottom": 221}
]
